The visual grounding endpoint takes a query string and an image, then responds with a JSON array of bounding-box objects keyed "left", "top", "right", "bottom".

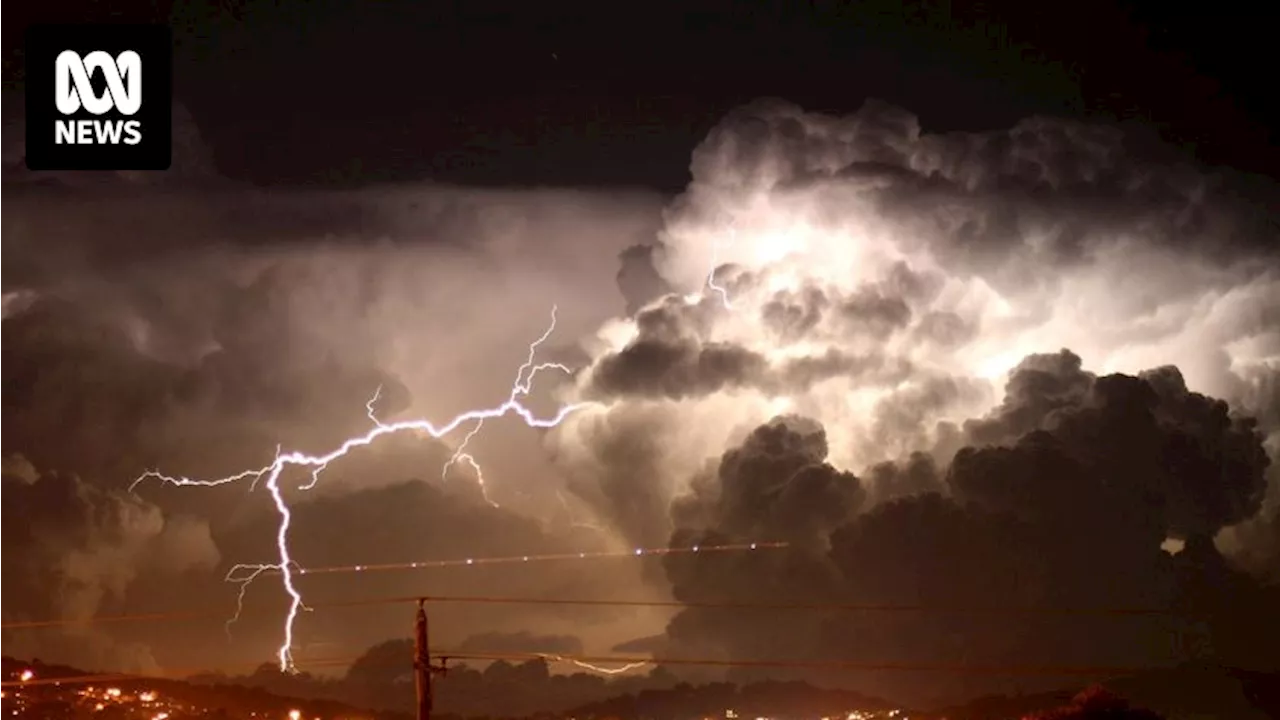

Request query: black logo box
[{"left": 24, "top": 24, "right": 173, "bottom": 172}]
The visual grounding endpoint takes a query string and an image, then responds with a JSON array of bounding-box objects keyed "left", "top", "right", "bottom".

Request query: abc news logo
[
  {"left": 55, "top": 50, "right": 144, "bottom": 145},
  {"left": 25, "top": 25, "right": 172, "bottom": 171}
]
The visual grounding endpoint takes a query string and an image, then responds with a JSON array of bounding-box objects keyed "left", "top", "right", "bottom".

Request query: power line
[
  {"left": 412, "top": 594, "right": 1180, "bottom": 617},
  {"left": 296, "top": 541, "right": 789, "bottom": 577},
  {"left": 2, "top": 542, "right": 787, "bottom": 631}
]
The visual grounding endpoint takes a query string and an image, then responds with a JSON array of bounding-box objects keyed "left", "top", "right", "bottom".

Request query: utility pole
[{"left": 413, "top": 598, "right": 448, "bottom": 720}]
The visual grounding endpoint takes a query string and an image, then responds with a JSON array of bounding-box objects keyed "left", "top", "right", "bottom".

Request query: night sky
[{"left": 5, "top": 0, "right": 1277, "bottom": 188}]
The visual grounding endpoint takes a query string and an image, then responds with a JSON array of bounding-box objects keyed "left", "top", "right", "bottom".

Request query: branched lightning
[
  {"left": 223, "top": 562, "right": 304, "bottom": 638},
  {"left": 365, "top": 386, "right": 387, "bottom": 427},
  {"left": 425, "top": 311, "right": 573, "bottom": 507},
  {"left": 130, "top": 306, "right": 591, "bottom": 673},
  {"left": 440, "top": 420, "right": 495, "bottom": 506}
]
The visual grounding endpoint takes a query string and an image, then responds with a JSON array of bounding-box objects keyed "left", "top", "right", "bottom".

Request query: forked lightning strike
[
  {"left": 439, "top": 315, "right": 572, "bottom": 507},
  {"left": 131, "top": 306, "right": 588, "bottom": 672},
  {"left": 439, "top": 420, "right": 493, "bottom": 505},
  {"left": 224, "top": 563, "right": 287, "bottom": 637}
]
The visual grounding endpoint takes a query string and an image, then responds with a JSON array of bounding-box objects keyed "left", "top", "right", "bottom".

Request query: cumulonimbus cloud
[
  {"left": 541, "top": 98, "right": 1280, "bottom": 704},
  {"left": 549, "top": 96, "right": 1279, "bottom": 548}
]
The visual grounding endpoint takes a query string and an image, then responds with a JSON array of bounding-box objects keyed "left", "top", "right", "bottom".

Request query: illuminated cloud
[
  {"left": 550, "top": 96, "right": 1280, "bottom": 545},
  {"left": 541, "top": 98, "right": 1280, "bottom": 704}
]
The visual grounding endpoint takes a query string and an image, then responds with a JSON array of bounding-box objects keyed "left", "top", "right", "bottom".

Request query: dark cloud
[
  {"left": 656, "top": 417, "right": 865, "bottom": 686},
  {"left": 589, "top": 335, "right": 769, "bottom": 400},
  {"left": 956, "top": 352, "right": 1270, "bottom": 540},
  {"left": 586, "top": 298, "right": 913, "bottom": 402},
  {"left": 863, "top": 451, "right": 943, "bottom": 503},
  {"left": 961, "top": 349, "right": 1097, "bottom": 446},
  {"left": 687, "top": 415, "right": 865, "bottom": 546},
  {"left": 755, "top": 277, "right": 932, "bottom": 345},
  {"left": 610, "top": 634, "right": 667, "bottom": 653},
  {"left": 654, "top": 354, "right": 1279, "bottom": 706},
  {"left": 912, "top": 310, "right": 978, "bottom": 347},
  {"left": 1, "top": 465, "right": 219, "bottom": 671},
  {"left": 837, "top": 288, "right": 913, "bottom": 340},
  {"left": 1, "top": 279, "right": 411, "bottom": 485},
  {"left": 760, "top": 286, "right": 828, "bottom": 341},
  {"left": 777, "top": 350, "right": 912, "bottom": 393},
  {"left": 559, "top": 406, "right": 681, "bottom": 548}
]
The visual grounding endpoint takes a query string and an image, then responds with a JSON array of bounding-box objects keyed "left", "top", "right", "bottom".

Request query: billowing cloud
[
  {"left": 651, "top": 357, "right": 1278, "bottom": 705},
  {"left": 670, "top": 415, "right": 865, "bottom": 548},
  {"left": 549, "top": 95, "right": 1279, "bottom": 551},
  {"left": 539, "top": 98, "right": 1280, "bottom": 706},
  {"left": 1, "top": 463, "right": 220, "bottom": 672},
  {"left": 955, "top": 354, "right": 1270, "bottom": 539}
]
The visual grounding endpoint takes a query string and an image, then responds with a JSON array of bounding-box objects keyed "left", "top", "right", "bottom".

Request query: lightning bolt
[
  {"left": 131, "top": 306, "right": 591, "bottom": 672},
  {"left": 365, "top": 386, "right": 387, "bottom": 427},
  {"left": 685, "top": 220, "right": 736, "bottom": 309},
  {"left": 706, "top": 223, "right": 735, "bottom": 309},
  {"left": 536, "top": 653, "right": 649, "bottom": 675},
  {"left": 414, "top": 310, "right": 572, "bottom": 507},
  {"left": 223, "top": 563, "right": 298, "bottom": 638},
  {"left": 439, "top": 421, "right": 495, "bottom": 506}
]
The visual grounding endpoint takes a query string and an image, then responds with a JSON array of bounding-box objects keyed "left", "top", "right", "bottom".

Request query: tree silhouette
[{"left": 1024, "top": 686, "right": 1164, "bottom": 720}]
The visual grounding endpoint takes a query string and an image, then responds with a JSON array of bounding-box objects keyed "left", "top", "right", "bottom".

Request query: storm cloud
[
  {"left": 537, "top": 98, "right": 1280, "bottom": 706},
  {"left": 654, "top": 355, "right": 1278, "bottom": 705}
]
